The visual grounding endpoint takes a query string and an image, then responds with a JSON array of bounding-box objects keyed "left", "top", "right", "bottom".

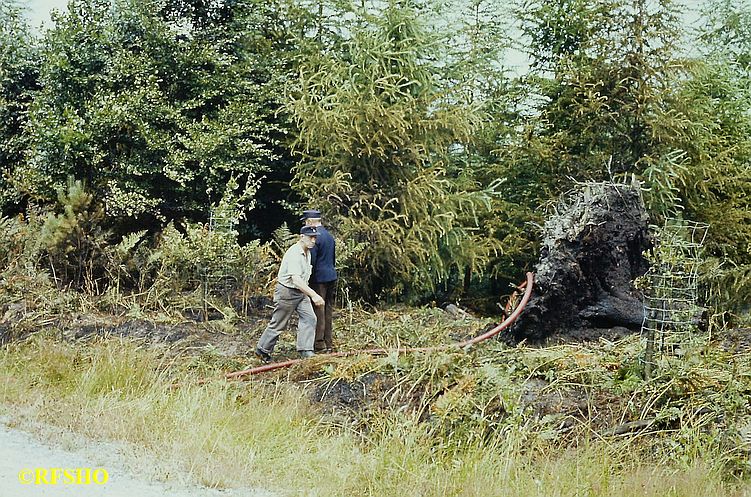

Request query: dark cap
[
  {"left": 300, "top": 209, "right": 322, "bottom": 221},
  {"left": 300, "top": 225, "right": 318, "bottom": 236}
]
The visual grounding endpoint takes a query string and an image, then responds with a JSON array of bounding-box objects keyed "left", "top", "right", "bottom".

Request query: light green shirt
[{"left": 277, "top": 242, "right": 312, "bottom": 288}]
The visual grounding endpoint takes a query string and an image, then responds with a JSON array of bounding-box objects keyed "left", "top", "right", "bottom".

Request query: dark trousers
[{"left": 311, "top": 280, "right": 337, "bottom": 350}]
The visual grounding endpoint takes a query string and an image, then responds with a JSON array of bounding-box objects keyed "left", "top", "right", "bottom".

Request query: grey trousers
[{"left": 257, "top": 284, "right": 316, "bottom": 354}]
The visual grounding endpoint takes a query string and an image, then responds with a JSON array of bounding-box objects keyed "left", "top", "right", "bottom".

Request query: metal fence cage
[
  {"left": 641, "top": 219, "right": 709, "bottom": 377},
  {"left": 196, "top": 209, "right": 245, "bottom": 318}
]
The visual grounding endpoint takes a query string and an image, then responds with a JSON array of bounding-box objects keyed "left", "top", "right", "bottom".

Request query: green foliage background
[{"left": 0, "top": 0, "right": 749, "bottom": 317}]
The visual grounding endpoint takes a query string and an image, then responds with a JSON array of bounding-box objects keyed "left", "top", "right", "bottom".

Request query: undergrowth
[{"left": 1, "top": 306, "right": 751, "bottom": 496}]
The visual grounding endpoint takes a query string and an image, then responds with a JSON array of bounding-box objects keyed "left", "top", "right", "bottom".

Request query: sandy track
[{"left": 0, "top": 423, "right": 275, "bottom": 497}]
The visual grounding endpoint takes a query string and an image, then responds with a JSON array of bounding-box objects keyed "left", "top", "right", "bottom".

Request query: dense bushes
[
  {"left": 0, "top": 180, "right": 278, "bottom": 315},
  {"left": 0, "top": 0, "right": 750, "bottom": 318}
]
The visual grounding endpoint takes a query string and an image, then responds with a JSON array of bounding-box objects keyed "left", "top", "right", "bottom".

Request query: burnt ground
[
  {"left": 0, "top": 299, "right": 275, "bottom": 363},
  {"left": 307, "top": 361, "right": 643, "bottom": 441},
  {"left": 718, "top": 327, "right": 751, "bottom": 354},
  {"left": 60, "top": 316, "right": 259, "bottom": 356},
  {"left": 511, "top": 182, "right": 651, "bottom": 343},
  {"left": 2, "top": 294, "right": 749, "bottom": 445}
]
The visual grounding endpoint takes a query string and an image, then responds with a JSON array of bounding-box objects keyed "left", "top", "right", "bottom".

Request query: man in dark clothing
[{"left": 301, "top": 209, "right": 337, "bottom": 352}]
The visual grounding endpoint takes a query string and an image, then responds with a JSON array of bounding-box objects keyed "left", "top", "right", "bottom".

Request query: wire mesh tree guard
[
  {"left": 197, "top": 207, "right": 241, "bottom": 319},
  {"left": 641, "top": 218, "right": 709, "bottom": 379}
]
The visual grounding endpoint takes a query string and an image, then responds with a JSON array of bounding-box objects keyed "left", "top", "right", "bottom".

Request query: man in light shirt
[{"left": 255, "top": 225, "right": 325, "bottom": 362}]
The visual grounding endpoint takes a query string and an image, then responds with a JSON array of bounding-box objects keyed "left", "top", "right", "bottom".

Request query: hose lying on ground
[{"left": 224, "top": 272, "right": 534, "bottom": 379}]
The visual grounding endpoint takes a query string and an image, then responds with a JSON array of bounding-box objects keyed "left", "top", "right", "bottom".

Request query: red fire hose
[{"left": 224, "top": 272, "right": 534, "bottom": 379}]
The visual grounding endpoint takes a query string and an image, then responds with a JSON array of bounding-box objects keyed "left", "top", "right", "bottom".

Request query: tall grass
[{"left": 1, "top": 334, "right": 749, "bottom": 496}]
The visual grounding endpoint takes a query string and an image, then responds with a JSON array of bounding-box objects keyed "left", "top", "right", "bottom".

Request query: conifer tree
[{"left": 288, "top": 0, "right": 498, "bottom": 300}]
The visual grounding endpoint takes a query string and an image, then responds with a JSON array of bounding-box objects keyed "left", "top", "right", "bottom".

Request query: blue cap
[
  {"left": 300, "top": 209, "right": 322, "bottom": 221},
  {"left": 300, "top": 226, "right": 318, "bottom": 236}
]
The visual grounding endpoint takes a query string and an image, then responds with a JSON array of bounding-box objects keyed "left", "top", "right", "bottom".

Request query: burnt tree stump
[{"left": 511, "top": 182, "right": 651, "bottom": 342}]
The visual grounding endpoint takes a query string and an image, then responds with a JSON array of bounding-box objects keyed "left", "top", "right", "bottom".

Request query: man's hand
[{"left": 311, "top": 293, "right": 325, "bottom": 307}]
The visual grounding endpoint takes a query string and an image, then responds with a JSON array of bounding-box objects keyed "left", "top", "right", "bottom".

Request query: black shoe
[{"left": 255, "top": 348, "right": 272, "bottom": 363}]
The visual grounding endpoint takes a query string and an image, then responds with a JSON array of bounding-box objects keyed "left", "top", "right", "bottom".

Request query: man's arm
[{"left": 291, "top": 274, "right": 325, "bottom": 306}]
